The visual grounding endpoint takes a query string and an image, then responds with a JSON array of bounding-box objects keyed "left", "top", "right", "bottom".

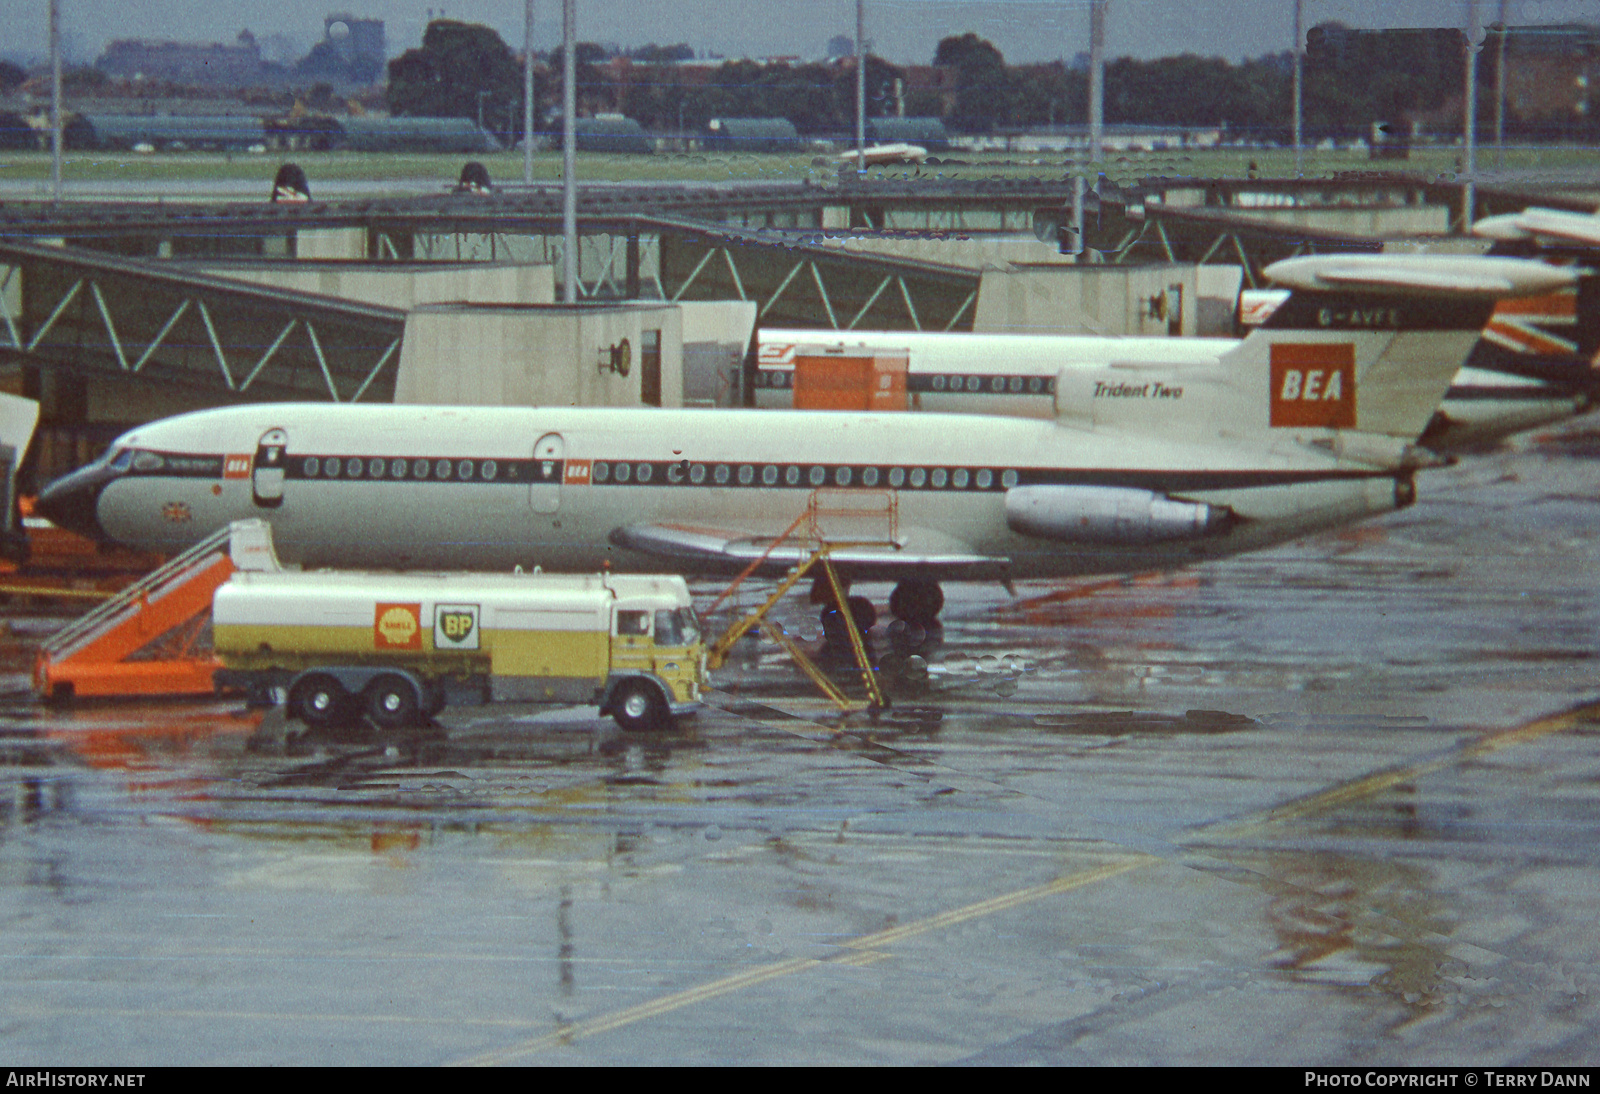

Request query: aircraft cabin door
[
  {"left": 530, "top": 433, "right": 564, "bottom": 514},
  {"left": 253, "top": 429, "right": 287, "bottom": 509}
]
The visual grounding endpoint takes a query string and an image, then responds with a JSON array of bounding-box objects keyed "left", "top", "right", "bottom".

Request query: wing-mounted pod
[{"left": 1004, "top": 485, "right": 1235, "bottom": 545}]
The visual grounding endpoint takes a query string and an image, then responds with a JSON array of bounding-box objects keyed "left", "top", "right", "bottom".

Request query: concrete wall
[
  {"left": 819, "top": 234, "right": 1070, "bottom": 268},
  {"left": 1235, "top": 206, "right": 1451, "bottom": 235},
  {"left": 973, "top": 263, "right": 1234, "bottom": 337},
  {"left": 679, "top": 300, "right": 757, "bottom": 407},
  {"left": 198, "top": 261, "right": 556, "bottom": 309},
  {"left": 393, "top": 304, "right": 684, "bottom": 409},
  {"left": 294, "top": 228, "right": 368, "bottom": 261}
]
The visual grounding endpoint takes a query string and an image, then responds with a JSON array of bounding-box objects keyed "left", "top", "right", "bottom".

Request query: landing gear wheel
[
  {"left": 822, "top": 596, "right": 879, "bottom": 645},
  {"left": 890, "top": 579, "right": 944, "bottom": 626},
  {"left": 290, "top": 673, "right": 353, "bottom": 730},
  {"left": 364, "top": 674, "right": 421, "bottom": 731},
  {"left": 847, "top": 595, "right": 877, "bottom": 632},
  {"left": 611, "top": 680, "right": 670, "bottom": 732}
]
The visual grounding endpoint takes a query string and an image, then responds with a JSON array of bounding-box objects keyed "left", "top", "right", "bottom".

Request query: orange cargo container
[{"left": 792, "top": 349, "right": 908, "bottom": 411}]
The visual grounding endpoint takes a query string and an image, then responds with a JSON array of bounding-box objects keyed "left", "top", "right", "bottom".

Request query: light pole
[
  {"left": 855, "top": 0, "right": 865, "bottom": 174},
  {"left": 524, "top": 0, "right": 535, "bottom": 184},
  {"left": 49, "top": 0, "right": 62, "bottom": 203},
  {"left": 1463, "top": 0, "right": 1480, "bottom": 232},
  {"left": 1293, "top": 0, "right": 1304, "bottom": 177},
  {"left": 562, "top": 0, "right": 576, "bottom": 304}
]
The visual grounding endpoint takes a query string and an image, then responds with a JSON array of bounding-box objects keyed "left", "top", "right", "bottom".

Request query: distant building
[
  {"left": 297, "top": 15, "right": 386, "bottom": 86},
  {"left": 97, "top": 31, "right": 266, "bottom": 87},
  {"left": 1501, "top": 23, "right": 1600, "bottom": 123},
  {"left": 96, "top": 15, "right": 388, "bottom": 91}
]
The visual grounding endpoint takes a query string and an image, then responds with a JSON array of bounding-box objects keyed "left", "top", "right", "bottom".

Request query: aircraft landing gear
[
  {"left": 889, "top": 579, "right": 944, "bottom": 626},
  {"left": 821, "top": 595, "right": 878, "bottom": 648}
]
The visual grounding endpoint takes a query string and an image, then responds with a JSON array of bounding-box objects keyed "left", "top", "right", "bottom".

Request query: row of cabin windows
[
  {"left": 592, "top": 461, "right": 1021, "bottom": 490},
  {"left": 755, "top": 370, "right": 1050, "bottom": 394},
  {"left": 300, "top": 456, "right": 501, "bottom": 481}
]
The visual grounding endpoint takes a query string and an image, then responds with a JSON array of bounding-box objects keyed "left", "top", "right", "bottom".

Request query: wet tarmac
[{"left": 2, "top": 424, "right": 1600, "bottom": 1065}]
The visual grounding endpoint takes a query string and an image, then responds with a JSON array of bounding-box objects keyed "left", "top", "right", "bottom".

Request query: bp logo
[{"left": 434, "top": 604, "right": 480, "bottom": 650}]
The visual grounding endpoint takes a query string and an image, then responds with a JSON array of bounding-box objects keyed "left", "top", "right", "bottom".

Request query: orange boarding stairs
[{"left": 32, "top": 521, "right": 278, "bottom": 701}]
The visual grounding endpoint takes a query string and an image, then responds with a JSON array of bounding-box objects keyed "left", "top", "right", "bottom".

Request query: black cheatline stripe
[
  {"left": 1445, "top": 385, "right": 1586, "bottom": 403},
  {"left": 128, "top": 451, "right": 1394, "bottom": 495},
  {"left": 908, "top": 374, "right": 1055, "bottom": 396},
  {"left": 282, "top": 455, "right": 548, "bottom": 485},
  {"left": 127, "top": 452, "right": 224, "bottom": 478},
  {"left": 588, "top": 460, "right": 1390, "bottom": 493},
  {"left": 754, "top": 370, "right": 1057, "bottom": 396}
]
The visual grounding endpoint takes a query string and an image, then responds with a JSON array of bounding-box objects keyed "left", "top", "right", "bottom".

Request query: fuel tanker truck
[{"left": 210, "top": 524, "right": 705, "bottom": 732}]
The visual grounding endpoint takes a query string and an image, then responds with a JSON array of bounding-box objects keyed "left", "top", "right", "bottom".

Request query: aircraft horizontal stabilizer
[
  {"left": 1265, "top": 255, "right": 1576, "bottom": 298},
  {"left": 609, "top": 522, "right": 1004, "bottom": 578},
  {"left": 1473, "top": 208, "right": 1600, "bottom": 250}
]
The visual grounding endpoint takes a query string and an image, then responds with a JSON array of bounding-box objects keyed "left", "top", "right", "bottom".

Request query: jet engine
[{"left": 1004, "top": 485, "right": 1234, "bottom": 545}]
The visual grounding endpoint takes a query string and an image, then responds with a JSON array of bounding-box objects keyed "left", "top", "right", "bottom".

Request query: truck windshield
[{"left": 655, "top": 608, "right": 700, "bottom": 647}]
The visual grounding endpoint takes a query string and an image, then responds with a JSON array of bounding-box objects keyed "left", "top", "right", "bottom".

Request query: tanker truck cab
[
  {"left": 211, "top": 559, "right": 705, "bottom": 733},
  {"left": 594, "top": 576, "right": 706, "bottom": 731}
]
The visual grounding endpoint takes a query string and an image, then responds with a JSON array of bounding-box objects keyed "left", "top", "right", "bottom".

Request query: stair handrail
[{"left": 40, "top": 526, "right": 234, "bottom": 660}]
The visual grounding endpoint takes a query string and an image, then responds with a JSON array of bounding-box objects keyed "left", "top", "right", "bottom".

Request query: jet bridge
[{"left": 0, "top": 239, "right": 408, "bottom": 411}]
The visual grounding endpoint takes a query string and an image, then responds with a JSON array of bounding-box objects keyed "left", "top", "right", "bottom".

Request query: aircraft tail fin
[
  {"left": 1225, "top": 256, "right": 1576, "bottom": 445},
  {"left": 1049, "top": 256, "right": 1576, "bottom": 459}
]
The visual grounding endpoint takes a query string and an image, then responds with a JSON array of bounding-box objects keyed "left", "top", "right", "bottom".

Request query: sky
[{"left": 5, "top": 0, "right": 1597, "bottom": 67}]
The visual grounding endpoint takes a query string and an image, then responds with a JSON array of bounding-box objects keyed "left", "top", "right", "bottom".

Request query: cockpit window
[
  {"left": 131, "top": 451, "right": 165, "bottom": 472},
  {"left": 108, "top": 448, "right": 135, "bottom": 472}
]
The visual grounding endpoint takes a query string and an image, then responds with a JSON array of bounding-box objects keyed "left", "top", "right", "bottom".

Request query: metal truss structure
[
  {"left": 0, "top": 241, "right": 405, "bottom": 404},
  {"left": 0, "top": 172, "right": 1576, "bottom": 412}
]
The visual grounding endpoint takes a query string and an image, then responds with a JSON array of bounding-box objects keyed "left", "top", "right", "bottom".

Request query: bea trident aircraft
[
  {"left": 758, "top": 257, "right": 1600, "bottom": 452},
  {"left": 36, "top": 255, "right": 1573, "bottom": 624}
]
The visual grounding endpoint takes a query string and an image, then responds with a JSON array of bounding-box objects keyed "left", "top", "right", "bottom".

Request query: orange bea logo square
[
  {"left": 374, "top": 603, "right": 422, "bottom": 650},
  {"left": 1270, "top": 343, "right": 1356, "bottom": 429}
]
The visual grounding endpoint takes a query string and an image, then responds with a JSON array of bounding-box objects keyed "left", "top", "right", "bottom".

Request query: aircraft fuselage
[{"left": 44, "top": 404, "right": 1411, "bottom": 583}]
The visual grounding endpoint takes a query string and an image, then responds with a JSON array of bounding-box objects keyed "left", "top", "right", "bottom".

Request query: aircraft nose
[{"left": 35, "top": 464, "right": 113, "bottom": 542}]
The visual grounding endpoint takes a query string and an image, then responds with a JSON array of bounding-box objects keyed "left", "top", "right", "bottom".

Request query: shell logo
[{"left": 374, "top": 603, "right": 422, "bottom": 650}]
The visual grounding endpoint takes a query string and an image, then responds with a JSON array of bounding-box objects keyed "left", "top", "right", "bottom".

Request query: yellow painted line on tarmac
[
  {"left": 454, "top": 697, "right": 1600, "bottom": 1065},
  {"left": 1212, "top": 698, "right": 1600, "bottom": 838},
  {"left": 453, "top": 855, "right": 1153, "bottom": 1066}
]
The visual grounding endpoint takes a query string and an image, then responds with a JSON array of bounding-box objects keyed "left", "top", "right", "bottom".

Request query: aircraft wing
[{"left": 609, "top": 521, "right": 1008, "bottom": 579}]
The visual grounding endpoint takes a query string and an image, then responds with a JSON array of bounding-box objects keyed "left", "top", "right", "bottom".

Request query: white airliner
[
  {"left": 836, "top": 142, "right": 928, "bottom": 167},
  {"left": 759, "top": 256, "right": 1598, "bottom": 452},
  {"left": 34, "top": 256, "right": 1572, "bottom": 623}
]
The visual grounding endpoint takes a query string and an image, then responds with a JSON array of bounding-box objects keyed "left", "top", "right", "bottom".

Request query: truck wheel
[
  {"left": 611, "top": 680, "right": 670, "bottom": 733},
  {"left": 291, "top": 674, "right": 353, "bottom": 730},
  {"left": 364, "top": 674, "right": 421, "bottom": 730}
]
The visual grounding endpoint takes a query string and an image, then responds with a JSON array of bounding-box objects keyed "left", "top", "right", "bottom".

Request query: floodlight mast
[
  {"left": 50, "top": 0, "right": 62, "bottom": 203},
  {"left": 855, "top": 0, "right": 865, "bottom": 174},
  {"left": 562, "top": 0, "right": 576, "bottom": 303},
  {"left": 524, "top": 0, "right": 535, "bottom": 185},
  {"left": 1293, "top": 0, "right": 1304, "bottom": 178}
]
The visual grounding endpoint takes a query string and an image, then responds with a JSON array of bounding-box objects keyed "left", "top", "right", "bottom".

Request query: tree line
[{"left": 386, "top": 20, "right": 1598, "bottom": 144}]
